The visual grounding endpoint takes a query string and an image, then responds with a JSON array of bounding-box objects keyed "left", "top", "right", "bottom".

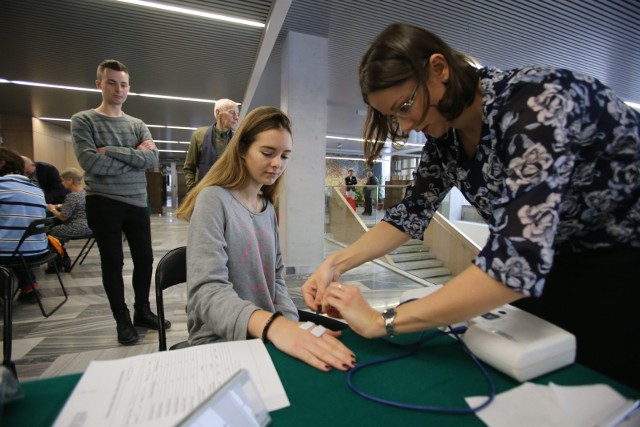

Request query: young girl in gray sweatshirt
[{"left": 176, "top": 106, "right": 355, "bottom": 372}]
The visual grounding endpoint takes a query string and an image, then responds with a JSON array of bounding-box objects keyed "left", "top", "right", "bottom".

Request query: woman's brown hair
[{"left": 359, "top": 23, "right": 480, "bottom": 164}]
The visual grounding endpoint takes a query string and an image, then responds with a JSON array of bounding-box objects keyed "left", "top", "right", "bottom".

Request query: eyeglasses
[
  {"left": 394, "top": 82, "right": 419, "bottom": 118},
  {"left": 388, "top": 82, "right": 419, "bottom": 137}
]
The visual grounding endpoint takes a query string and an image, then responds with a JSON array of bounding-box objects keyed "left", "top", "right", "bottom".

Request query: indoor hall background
[
  {"left": 1, "top": 0, "right": 639, "bottom": 383},
  {"left": 1, "top": 0, "right": 638, "bottom": 161}
]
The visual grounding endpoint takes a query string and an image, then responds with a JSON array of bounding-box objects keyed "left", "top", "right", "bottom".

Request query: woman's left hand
[{"left": 321, "top": 282, "right": 383, "bottom": 339}]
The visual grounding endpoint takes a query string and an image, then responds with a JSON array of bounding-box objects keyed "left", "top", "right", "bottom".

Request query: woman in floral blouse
[{"left": 302, "top": 23, "right": 639, "bottom": 389}]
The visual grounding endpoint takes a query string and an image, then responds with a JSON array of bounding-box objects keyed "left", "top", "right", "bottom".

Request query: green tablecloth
[
  {"left": 269, "top": 330, "right": 639, "bottom": 426},
  {"left": 4, "top": 330, "right": 639, "bottom": 426}
]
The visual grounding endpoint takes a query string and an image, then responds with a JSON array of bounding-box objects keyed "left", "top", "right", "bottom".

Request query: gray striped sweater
[{"left": 71, "top": 109, "right": 158, "bottom": 207}]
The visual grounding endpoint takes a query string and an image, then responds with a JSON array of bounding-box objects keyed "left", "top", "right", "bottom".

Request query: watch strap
[{"left": 382, "top": 308, "right": 397, "bottom": 338}]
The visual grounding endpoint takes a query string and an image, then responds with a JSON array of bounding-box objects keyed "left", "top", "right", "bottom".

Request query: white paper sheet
[
  {"left": 466, "top": 382, "right": 637, "bottom": 427},
  {"left": 52, "top": 339, "right": 289, "bottom": 427}
]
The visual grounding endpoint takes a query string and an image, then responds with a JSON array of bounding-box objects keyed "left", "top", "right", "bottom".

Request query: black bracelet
[{"left": 261, "top": 311, "right": 283, "bottom": 344}]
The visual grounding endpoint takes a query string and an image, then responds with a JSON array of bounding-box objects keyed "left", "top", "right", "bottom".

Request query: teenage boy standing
[{"left": 71, "top": 59, "right": 170, "bottom": 345}]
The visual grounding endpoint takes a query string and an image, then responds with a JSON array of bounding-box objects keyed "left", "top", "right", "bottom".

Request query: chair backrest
[
  {"left": 11, "top": 217, "right": 55, "bottom": 257},
  {"left": 155, "top": 246, "right": 187, "bottom": 291},
  {"left": 155, "top": 246, "right": 187, "bottom": 351}
]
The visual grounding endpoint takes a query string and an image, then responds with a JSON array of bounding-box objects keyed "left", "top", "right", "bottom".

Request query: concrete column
[{"left": 279, "top": 31, "right": 328, "bottom": 273}]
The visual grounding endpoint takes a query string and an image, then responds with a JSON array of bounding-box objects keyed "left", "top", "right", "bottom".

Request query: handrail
[
  {"left": 423, "top": 212, "right": 482, "bottom": 276},
  {"left": 324, "top": 185, "right": 484, "bottom": 276},
  {"left": 325, "top": 187, "right": 394, "bottom": 264}
]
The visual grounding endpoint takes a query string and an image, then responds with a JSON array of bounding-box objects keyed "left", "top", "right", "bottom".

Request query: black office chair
[
  {"left": 67, "top": 233, "right": 95, "bottom": 272},
  {"left": 0, "top": 218, "right": 68, "bottom": 318},
  {"left": 1, "top": 266, "right": 18, "bottom": 378},
  {"left": 155, "top": 246, "right": 190, "bottom": 351}
]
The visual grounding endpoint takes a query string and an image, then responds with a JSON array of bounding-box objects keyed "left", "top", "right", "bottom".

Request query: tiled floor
[{"left": 2, "top": 209, "right": 429, "bottom": 382}]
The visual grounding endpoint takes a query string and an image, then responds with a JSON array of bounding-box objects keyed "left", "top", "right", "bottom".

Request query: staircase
[
  {"left": 325, "top": 198, "right": 460, "bottom": 284},
  {"left": 386, "top": 239, "right": 453, "bottom": 285}
]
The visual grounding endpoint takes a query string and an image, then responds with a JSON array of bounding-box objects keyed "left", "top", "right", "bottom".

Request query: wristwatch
[{"left": 382, "top": 308, "right": 397, "bottom": 338}]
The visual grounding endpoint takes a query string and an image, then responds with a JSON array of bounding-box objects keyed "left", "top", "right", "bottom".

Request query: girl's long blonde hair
[{"left": 176, "top": 106, "right": 292, "bottom": 221}]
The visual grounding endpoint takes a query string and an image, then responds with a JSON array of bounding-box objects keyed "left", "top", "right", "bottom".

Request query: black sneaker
[{"left": 133, "top": 304, "right": 171, "bottom": 330}]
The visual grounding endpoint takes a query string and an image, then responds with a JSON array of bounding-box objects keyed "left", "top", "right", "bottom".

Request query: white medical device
[{"left": 400, "top": 287, "right": 576, "bottom": 382}]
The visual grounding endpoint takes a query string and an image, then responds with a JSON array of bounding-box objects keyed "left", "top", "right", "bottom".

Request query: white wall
[{"left": 32, "top": 119, "right": 81, "bottom": 171}]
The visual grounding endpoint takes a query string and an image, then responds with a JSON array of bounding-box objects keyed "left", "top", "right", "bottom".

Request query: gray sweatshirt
[{"left": 186, "top": 186, "right": 298, "bottom": 345}]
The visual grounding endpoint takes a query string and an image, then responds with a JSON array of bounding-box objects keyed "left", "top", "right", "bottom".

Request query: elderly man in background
[{"left": 183, "top": 98, "right": 239, "bottom": 192}]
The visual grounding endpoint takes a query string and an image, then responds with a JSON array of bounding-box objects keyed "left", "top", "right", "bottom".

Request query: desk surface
[{"left": 4, "top": 330, "right": 639, "bottom": 426}]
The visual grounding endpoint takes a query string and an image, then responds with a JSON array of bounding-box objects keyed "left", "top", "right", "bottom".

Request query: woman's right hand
[
  {"left": 302, "top": 222, "right": 410, "bottom": 313},
  {"left": 268, "top": 316, "right": 356, "bottom": 372},
  {"left": 301, "top": 258, "right": 338, "bottom": 312}
]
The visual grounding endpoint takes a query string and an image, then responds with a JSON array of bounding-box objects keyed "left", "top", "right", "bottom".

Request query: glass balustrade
[
  {"left": 324, "top": 182, "right": 488, "bottom": 248},
  {"left": 324, "top": 183, "right": 406, "bottom": 247}
]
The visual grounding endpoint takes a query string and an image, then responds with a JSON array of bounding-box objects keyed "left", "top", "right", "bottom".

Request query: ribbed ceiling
[
  {"left": 282, "top": 0, "right": 640, "bottom": 104},
  {"left": 1, "top": 0, "right": 638, "bottom": 161}
]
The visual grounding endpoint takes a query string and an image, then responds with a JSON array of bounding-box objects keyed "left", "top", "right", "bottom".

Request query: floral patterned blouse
[{"left": 384, "top": 66, "right": 640, "bottom": 297}]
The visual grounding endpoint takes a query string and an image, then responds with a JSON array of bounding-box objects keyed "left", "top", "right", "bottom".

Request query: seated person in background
[
  {"left": 0, "top": 148, "right": 49, "bottom": 303},
  {"left": 176, "top": 106, "right": 355, "bottom": 372},
  {"left": 47, "top": 167, "right": 92, "bottom": 241},
  {"left": 21, "top": 156, "right": 69, "bottom": 204}
]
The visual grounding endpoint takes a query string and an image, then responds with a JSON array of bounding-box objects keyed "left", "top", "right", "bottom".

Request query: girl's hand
[{"left": 268, "top": 317, "right": 356, "bottom": 372}]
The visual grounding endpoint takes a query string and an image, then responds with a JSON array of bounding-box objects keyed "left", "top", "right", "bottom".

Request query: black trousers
[
  {"left": 86, "top": 195, "right": 153, "bottom": 312},
  {"left": 513, "top": 247, "right": 640, "bottom": 390},
  {"left": 363, "top": 195, "right": 373, "bottom": 215}
]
